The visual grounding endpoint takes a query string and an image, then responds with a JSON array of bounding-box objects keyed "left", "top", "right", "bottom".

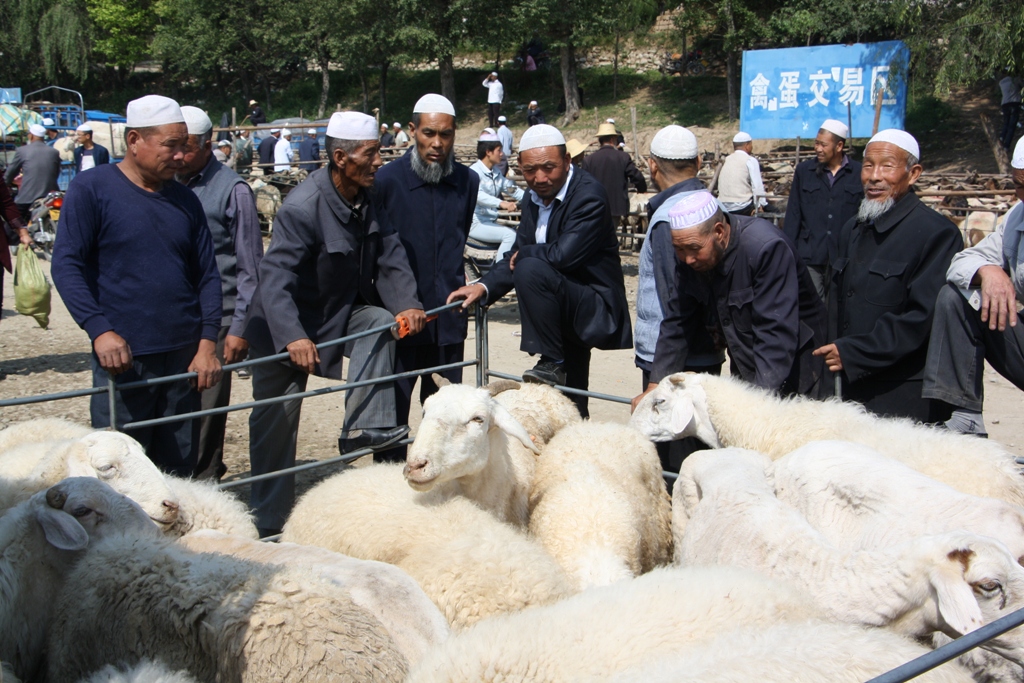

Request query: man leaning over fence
[
  {"left": 242, "top": 111, "right": 426, "bottom": 537},
  {"left": 51, "top": 95, "right": 223, "bottom": 477}
]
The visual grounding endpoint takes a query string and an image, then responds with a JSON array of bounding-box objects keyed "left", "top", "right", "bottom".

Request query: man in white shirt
[
  {"left": 273, "top": 128, "right": 293, "bottom": 173},
  {"left": 717, "top": 132, "right": 767, "bottom": 216},
  {"left": 483, "top": 72, "right": 504, "bottom": 128},
  {"left": 469, "top": 130, "right": 524, "bottom": 261}
]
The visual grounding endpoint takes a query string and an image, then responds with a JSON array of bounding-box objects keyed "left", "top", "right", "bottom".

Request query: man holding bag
[{"left": 1, "top": 177, "right": 37, "bottom": 342}]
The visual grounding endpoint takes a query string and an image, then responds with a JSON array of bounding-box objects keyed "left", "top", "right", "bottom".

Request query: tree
[
  {"left": 86, "top": 0, "right": 157, "bottom": 73},
  {"left": 7, "top": 0, "right": 93, "bottom": 82}
]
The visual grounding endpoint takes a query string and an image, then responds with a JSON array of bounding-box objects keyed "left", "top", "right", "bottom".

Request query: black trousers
[
  {"left": 1002, "top": 103, "right": 1021, "bottom": 149},
  {"left": 488, "top": 103, "right": 501, "bottom": 128},
  {"left": 727, "top": 202, "right": 755, "bottom": 218},
  {"left": 196, "top": 326, "right": 231, "bottom": 481}
]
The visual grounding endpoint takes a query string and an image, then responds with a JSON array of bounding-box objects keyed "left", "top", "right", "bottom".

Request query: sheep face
[
  {"left": 926, "top": 534, "right": 1024, "bottom": 666},
  {"left": 405, "top": 385, "right": 536, "bottom": 491},
  {"left": 44, "top": 477, "right": 161, "bottom": 543},
  {"left": 629, "top": 374, "right": 721, "bottom": 447},
  {"left": 69, "top": 432, "right": 180, "bottom": 530}
]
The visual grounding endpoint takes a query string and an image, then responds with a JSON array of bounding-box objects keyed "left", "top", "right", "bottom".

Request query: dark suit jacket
[
  {"left": 298, "top": 138, "right": 321, "bottom": 171},
  {"left": 257, "top": 136, "right": 277, "bottom": 166},
  {"left": 582, "top": 144, "right": 647, "bottom": 217},
  {"left": 783, "top": 157, "right": 863, "bottom": 267},
  {"left": 243, "top": 168, "right": 421, "bottom": 379},
  {"left": 3, "top": 141, "right": 60, "bottom": 205},
  {"left": 73, "top": 144, "right": 110, "bottom": 173},
  {"left": 480, "top": 168, "right": 632, "bottom": 351}
]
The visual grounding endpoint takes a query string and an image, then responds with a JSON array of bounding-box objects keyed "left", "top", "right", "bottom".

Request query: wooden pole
[
  {"left": 630, "top": 106, "right": 639, "bottom": 162},
  {"left": 846, "top": 102, "right": 852, "bottom": 141},
  {"left": 231, "top": 107, "right": 236, "bottom": 128},
  {"left": 872, "top": 82, "right": 884, "bottom": 136},
  {"left": 795, "top": 136, "right": 800, "bottom": 165}
]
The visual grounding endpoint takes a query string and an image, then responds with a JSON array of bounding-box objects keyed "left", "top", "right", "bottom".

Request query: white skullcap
[
  {"left": 498, "top": 115, "right": 507, "bottom": 123},
  {"left": 126, "top": 95, "right": 184, "bottom": 128},
  {"left": 249, "top": 99, "right": 258, "bottom": 106},
  {"left": 42, "top": 118, "right": 55, "bottom": 127},
  {"left": 819, "top": 119, "right": 849, "bottom": 140},
  {"left": 519, "top": 124, "right": 566, "bottom": 152},
  {"left": 270, "top": 128, "right": 281, "bottom": 134},
  {"left": 479, "top": 131, "right": 499, "bottom": 142},
  {"left": 733, "top": 132, "right": 752, "bottom": 143},
  {"left": 281, "top": 128, "right": 292, "bottom": 137},
  {"left": 868, "top": 129, "right": 920, "bottom": 161},
  {"left": 651, "top": 125, "right": 698, "bottom": 160},
  {"left": 393, "top": 122, "right": 402, "bottom": 128},
  {"left": 28, "top": 124, "right": 47, "bottom": 137},
  {"left": 76, "top": 123, "right": 93, "bottom": 133},
  {"left": 326, "top": 111, "right": 377, "bottom": 140},
  {"left": 668, "top": 191, "right": 720, "bottom": 231},
  {"left": 307, "top": 128, "right": 317, "bottom": 136},
  {"left": 413, "top": 93, "right": 456, "bottom": 116},
  {"left": 217, "top": 139, "right": 231, "bottom": 147},
  {"left": 529, "top": 100, "right": 538, "bottom": 106},
  {"left": 180, "top": 106, "right": 212, "bottom": 135},
  {"left": 490, "top": 71, "right": 498, "bottom": 77},
  {"left": 606, "top": 118, "right": 616, "bottom": 124},
  {"left": 1012, "top": 137, "right": 1024, "bottom": 170}
]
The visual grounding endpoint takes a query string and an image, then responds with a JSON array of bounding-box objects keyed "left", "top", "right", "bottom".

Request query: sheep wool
[
  {"left": 0, "top": 418, "right": 92, "bottom": 453},
  {"left": 75, "top": 660, "right": 199, "bottom": 683},
  {"left": 162, "top": 477, "right": 258, "bottom": 539},
  {"left": 528, "top": 422, "right": 672, "bottom": 589},
  {"left": 491, "top": 382, "right": 581, "bottom": 445}
]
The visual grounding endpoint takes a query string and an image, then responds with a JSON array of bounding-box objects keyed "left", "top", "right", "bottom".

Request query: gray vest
[{"left": 191, "top": 159, "right": 247, "bottom": 325}]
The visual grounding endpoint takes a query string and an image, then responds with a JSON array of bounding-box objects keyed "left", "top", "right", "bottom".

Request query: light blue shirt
[
  {"left": 497, "top": 125, "right": 514, "bottom": 158},
  {"left": 470, "top": 159, "right": 524, "bottom": 227}
]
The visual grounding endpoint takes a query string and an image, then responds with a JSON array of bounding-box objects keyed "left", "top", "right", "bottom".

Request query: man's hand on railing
[
  {"left": 447, "top": 283, "right": 487, "bottom": 310},
  {"left": 189, "top": 339, "right": 223, "bottom": 391},
  {"left": 286, "top": 338, "right": 320, "bottom": 374},
  {"left": 93, "top": 331, "right": 134, "bottom": 375},
  {"left": 395, "top": 309, "right": 427, "bottom": 336},
  {"left": 224, "top": 335, "right": 250, "bottom": 364}
]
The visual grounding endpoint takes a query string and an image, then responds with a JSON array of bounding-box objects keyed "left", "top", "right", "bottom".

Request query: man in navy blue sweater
[{"left": 52, "top": 95, "right": 223, "bottom": 477}]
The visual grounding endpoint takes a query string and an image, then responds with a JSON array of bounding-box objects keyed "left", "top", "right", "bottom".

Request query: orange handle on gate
[{"left": 391, "top": 314, "right": 439, "bottom": 339}]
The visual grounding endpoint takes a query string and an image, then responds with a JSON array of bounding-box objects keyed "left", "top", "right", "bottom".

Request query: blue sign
[
  {"left": 739, "top": 41, "right": 909, "bottom": 140},
  {"left": 0, "top": 88, "right": 22, "bottom": 104}
]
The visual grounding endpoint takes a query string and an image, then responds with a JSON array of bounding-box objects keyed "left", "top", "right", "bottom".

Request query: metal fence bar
[
  {"left": 487, "top": 370, "right": 633, "bottom": 405},
  {"left": 107, "top": 374, "right": 117, "bottom": 431},
  {"left": 868, "top": 607, "right": 1024, "bottom": 682},
  {"left": 217, "top": 436, "right": 414, "bottom": 490},
  {"left": 0, "top": 385, "right": 107, "bottom": 407},
  {"left": 121, "top": 360, "right": 477, "bottom": 430}
]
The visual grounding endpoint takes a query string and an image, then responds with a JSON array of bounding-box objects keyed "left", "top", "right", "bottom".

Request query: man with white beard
[{"left": 814, "top": 129, "right": 962, "bottom": 422}]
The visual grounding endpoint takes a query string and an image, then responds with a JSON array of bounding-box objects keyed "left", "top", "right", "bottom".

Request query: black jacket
[
  {"left": 73, "top": 144, "right": 110, "bottom": 173},
  {"left": 257, "top": 136, "right": 277, "bottom": 166},
  {"left": 829, "top": 192, "right": 963, "bottom": 417},
  {"left": 582, "top": 144, "right": 647, "bottom": 217},
  {"left": 250, "top": 106, "right": 267, "bottom": 126},
  {"left": 527, "top": 108, "right": 546, "bottom": 126},
  {"left": 654, "top": 213, "right": 826, "bottom": 395},
  {"left": 481, "top": 168, "right": 632, "bottom": 350},
  {"left": 783, "top": 157, "right": 863, "bottom": 267},
  {"left": 243, "top": 168, "right": 421, "bottom": 378}
]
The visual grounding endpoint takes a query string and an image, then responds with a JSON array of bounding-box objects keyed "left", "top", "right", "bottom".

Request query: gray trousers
[
  {"left": 196, "top": 325, "right": 231, "bottom": 480},
  {"left": 923, "top": 284, "right": 1024, "bottom": 412},
  {"left": 247, "top": 305, "right": 398, "bottom": 529}
]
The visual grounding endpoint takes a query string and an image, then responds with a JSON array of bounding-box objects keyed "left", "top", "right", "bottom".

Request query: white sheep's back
[
  {"left": 493, "top": 383, "right": 581, "bottom": 445},
  {"left": 0, "top": 419, "right": 92, "bottom": 454}
]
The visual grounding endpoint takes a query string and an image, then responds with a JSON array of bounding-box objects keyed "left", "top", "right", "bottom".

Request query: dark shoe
[
  {"left": 258, "top": 527, "right": 282, "bottom": 539},
  {"left": 522, "top": 360, "right": 566, "bottom": 386},
  {"left": 338, "top": 425, "right": 410, "bottom": 455}
]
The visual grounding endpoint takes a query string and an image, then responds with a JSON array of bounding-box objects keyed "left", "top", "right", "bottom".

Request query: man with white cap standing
[
  {"left": 638, "top": 189, "right": 826, "bottom": 402},
  {"left": 298, "top": 128, "right": 321, "bottom": 171},
  {"left": 483, "top": 72, "right": 504, "bottom": 128},
  {"left": 783, "top": 119, "right": 863, "bottom": 301},
  {"left": 373, "top": 93, "right": 479, "bottom": 458},
  {"left": 717, "top": 131, "right": 768, "bottom": 217},
  {"left": 379, "top": 124, "right": 395, "bottom": 148},
  {"left": 257, "top": 128, "right": 280, "bottom": 169},
  {"left": 922, "top": 137, "right": 1024, "bottom": 436},
  {"left": 393, "top": 122, "right": 409, "bottom": 148},
  {"left": 633, "top": 125, "right": 723, "bottom": 473},
  {"left": 448, "top": 123, "right": 632, "bottom": 417},
  {"left": 51, "top": 94, "right": 223, "bottom": 477},
  {"left": 814, "top": 129, "right": 962, "bottom": 422},
  {"left": 496, "top": 115, "right": 513, "bottom": 176},
  {"left": 582, "top": 121, "right": 647, "bottom": 219},
  {"left": 274, "top": 128, "right": 294, "bottom": 173},
  {"left": 244, "top": 110, "right": 425, "bottom": 535},
  {"left": 469, "top": 129, "right": 524, "bottom": 262},
  {"left": 4, "top": 123, "right": 61, "bottom": 222},
  {"left": 177, "top": 105, "right": 263, "bottom": 481},
  {"left": 72, "top": 123, "right": 110, "bottom": 173}
]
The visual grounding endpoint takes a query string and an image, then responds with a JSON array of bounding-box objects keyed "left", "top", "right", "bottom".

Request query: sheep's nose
[
  {"left": 162, "top": 500, "right": 179, "bottom": 512},
  {"left": 404, "top": 461, "right": 427, "bottom": 478}
]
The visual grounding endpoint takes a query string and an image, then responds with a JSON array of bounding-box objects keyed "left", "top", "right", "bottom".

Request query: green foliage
[
  {"left": 6, "top": 0, "right": 93, "bottom": 81},
  {"left": 86, "top": 0, "right": 156, "bottom": 69}
]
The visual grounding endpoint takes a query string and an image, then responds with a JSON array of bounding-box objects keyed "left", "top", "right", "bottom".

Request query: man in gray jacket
[
  {"left": 923, "top": 138, "right": 1024, "bottom": 436},
  {"left": 179, "top": 106, "right": 264, "bottom": 481},
  {"left": 4, "top": 123, "right": 61, "bottom": 221},
  {"left": 243, "top": 111, "right": 425, "bottom": 536}
]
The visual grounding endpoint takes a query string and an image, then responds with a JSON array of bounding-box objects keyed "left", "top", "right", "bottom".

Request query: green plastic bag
[{"left": 13, "top": 246, "right": 51, "bottom": 329}]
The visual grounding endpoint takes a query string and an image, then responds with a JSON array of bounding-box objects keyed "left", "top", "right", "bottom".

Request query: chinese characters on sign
[{"left": 740, "top": 42, "right": 909, "bottom": 139}]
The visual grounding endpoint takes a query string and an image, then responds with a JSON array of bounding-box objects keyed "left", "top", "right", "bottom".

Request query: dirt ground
[{"left": 3, "top": 254, "right": 1023, "bottom": 496}]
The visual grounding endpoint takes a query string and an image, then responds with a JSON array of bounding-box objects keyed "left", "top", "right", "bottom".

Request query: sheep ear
[
  {"left": 491, "top": 404, "right": 540, "bottom": 454},
  {"left": 34, "top": 506, "right": 89, "bottom": 551},
  {"left": 932, "top": 559, "right": 984, "bottom": 636},
  {"left": 668, "top": 397, "right": 695, "bottom": 437}
]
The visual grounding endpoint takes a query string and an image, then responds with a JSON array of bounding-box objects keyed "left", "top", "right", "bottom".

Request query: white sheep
[
  {"left": 608, "top": 621, "right": 973, "bottom": 683},
  {"left": 282, "top": 463, "right": 574, "bottom": 629},
  {"left": 181, "top": 530, "right": 450, "bottom": 668},
  {"left": 404, "top": 379, "right": 539, "bottom": 527},
  {"left": 527, "top": 421, "right": 672, "bottom": 589},
  {"left": 406, "top": 565, "right": 823, "bottom": 682},
  {"left": 0, "top": 432, "right": 180, "bottom": 529},
  {"left": 674, "top": 448, "right": 1024, "bottom": 670},
  {"left": 75, "top": 661, "right": 199, "bottom": 683},
  {"left": 0, "top": 418, "right": 92, "bottom": 453},
  {"left": 46, "top": 485, "right": 409, "bottom": 683},
  {"left": 162, "top": 478, "right": 257, "bottom": 539},
  {"left": 630, "top": 372, "right": 1024, "bottom": 506},
  {"left": 490, "top": 381, "right": 581, "bottom": 445},
  {"left": 0, "top": 478, "right": 160, "bottom": 682},
  {"left": 773, "top": 440, "right": 1024, "bottom": 561}
]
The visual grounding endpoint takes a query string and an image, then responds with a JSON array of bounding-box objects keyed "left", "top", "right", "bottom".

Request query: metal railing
[{"left": 1, "top": 297, "right": 1020, "bottom": 681}]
